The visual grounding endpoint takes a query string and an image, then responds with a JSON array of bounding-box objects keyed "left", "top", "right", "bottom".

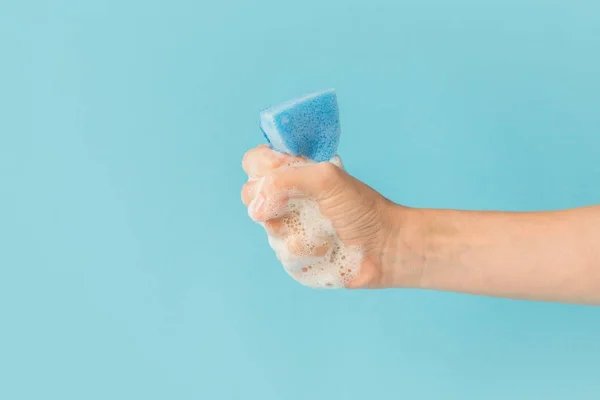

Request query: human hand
[
  {"left": 242, "top": 145, "right": 600, "bottom": 303},
  {"left": 241, "top": 145, "right": 418, "bottom": 289}
]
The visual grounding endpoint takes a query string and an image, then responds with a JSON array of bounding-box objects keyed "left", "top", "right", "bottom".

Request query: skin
[{"left": 241, "top": 145, "right": 600, "bottom": 305}]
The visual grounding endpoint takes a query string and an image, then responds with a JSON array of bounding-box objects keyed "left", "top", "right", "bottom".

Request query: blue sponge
[{"left": 259, "top": 89, "right": 341, "bottom": 162}]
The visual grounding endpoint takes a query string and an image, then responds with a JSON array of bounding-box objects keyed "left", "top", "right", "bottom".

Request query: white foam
[{"left": 249, "top": 157, "right": 363, "bottom": 289}]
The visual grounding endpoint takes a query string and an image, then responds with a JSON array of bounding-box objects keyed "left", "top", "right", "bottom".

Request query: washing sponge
[{"left": 259, "top": 89, "right": 341, "bottom": 162}]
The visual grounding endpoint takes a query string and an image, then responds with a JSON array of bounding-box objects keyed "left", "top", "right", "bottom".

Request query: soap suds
[{"left": 248, "top": 158, "right": 363, "bottom": 289}]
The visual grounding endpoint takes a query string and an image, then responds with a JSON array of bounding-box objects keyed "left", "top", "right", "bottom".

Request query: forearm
[{"left": 384, "top": 205, "right": 600, "bottom": 304}]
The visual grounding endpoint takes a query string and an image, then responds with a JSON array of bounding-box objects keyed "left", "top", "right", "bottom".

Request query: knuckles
[
  {"left": 315, "top": 161, "right": 341, "bottom": 186},
  {"left": 241, "top": 149, "right": 254, "bottom": 172},
  {"left": 240, "top": 181, "right": 255, "bottom": 205},
  {"left": 242, "top": 147, "right": 279, "bottom": 174}
]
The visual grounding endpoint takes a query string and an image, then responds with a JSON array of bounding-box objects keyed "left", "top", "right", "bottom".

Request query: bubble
[
  {"left": 263, "top": 195, "right": 364, "bottom": 289},
  {"left": 248, "top": 156, "right": 363, "bottom": 289}
]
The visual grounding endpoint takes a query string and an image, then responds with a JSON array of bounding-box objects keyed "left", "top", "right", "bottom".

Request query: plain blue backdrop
[{"left": 1, "top": 0, "right": 600, "bottom": 399}]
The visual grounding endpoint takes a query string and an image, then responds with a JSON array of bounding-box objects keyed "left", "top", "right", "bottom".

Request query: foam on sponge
[{"left": 259, "top": 89, "right": 341, "bottom": 162}]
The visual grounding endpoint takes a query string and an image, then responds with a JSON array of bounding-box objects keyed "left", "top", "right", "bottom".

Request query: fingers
[
  {"left": 286, "top": 234, "right": 331, "bottom": 257},
  {"left": 268, "top": 161, "right": 342, "bottom": 198},
  {"left": 242, "top": 145, "right": 297, "bottom": 178},
  {"left": 271, "top": 232, "right": 332, "bottom": 260},
  {"left": 248, "top": 162, "right": 343, "bottom": 222},
  {"left": 264, "top": 216, "right": 334, "bottom": 259},
  {"left": 241, "top": 145, "right": 343, "bottom": 259},
  {"left": 241, "top": 145, "right": 344, "bottom": 211},
  {"left": 241, "top": 179, "right": 261, "bottom": 206},
  {"left": 241, "top": 146, "right": 355, "bottom": 289},
  {"left": 264, "top": 218, "right": 286, "bottom": 236}
]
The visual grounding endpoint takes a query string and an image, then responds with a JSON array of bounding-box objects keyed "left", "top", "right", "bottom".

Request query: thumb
[{"left": 249, "top": 160, "right": 343, "bottom": 222}]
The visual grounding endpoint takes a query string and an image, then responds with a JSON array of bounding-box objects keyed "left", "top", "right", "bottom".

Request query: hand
[
  {"left": 241, "top": 145, "right": 414, "bottom": 289},
  {"left": 244, "top": 144, "right": 600, "bottom": 302}
]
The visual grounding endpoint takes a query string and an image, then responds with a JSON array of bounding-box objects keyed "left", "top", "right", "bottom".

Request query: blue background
[{"left": 2, "top": 0, "right": 600, "bottom": 399}]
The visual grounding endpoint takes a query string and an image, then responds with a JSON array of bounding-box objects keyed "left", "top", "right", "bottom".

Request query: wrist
[{"left": 376, "top": 204, "right": 428, "bottom": 289}]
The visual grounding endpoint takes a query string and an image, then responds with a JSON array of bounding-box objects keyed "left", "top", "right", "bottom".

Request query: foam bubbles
[
  {"left": 249, "top": 158, "right": 363, "bottom": 289},
  {"left": 267, "top": 198, "right": 363, "bottom": 288}
]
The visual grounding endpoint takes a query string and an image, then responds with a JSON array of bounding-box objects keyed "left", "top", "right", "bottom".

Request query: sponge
[{"left": 259, "top": 89, "right": 341, "bottom": 162}]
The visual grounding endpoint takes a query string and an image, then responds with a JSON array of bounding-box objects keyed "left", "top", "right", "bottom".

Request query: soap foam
[{"left": 249, "top": 158, "right": 363, "bottom": 289}]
